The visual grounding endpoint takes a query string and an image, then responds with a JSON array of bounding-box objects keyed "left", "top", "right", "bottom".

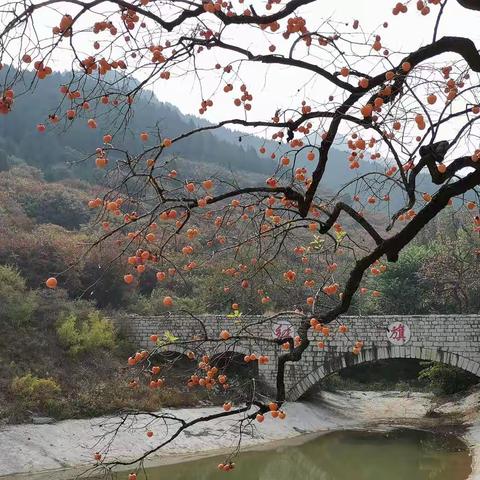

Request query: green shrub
[
  {"left": 57, "top": 311, "right": 116, "bottom": 355},
  {"left": 57, "top": 313, "right": 81, "bottom": 348},
  {"left": 11, "top": 374, "right": 61, "bottom": 409},
  {"left": 359, "top": 245, "right": 434, "bottom": 315},
  {"left": 0, "top": 265, "right": 37, "bottom": 326},
  {"left": 418, "top": 362, "right": 478, "bottom": 394}
]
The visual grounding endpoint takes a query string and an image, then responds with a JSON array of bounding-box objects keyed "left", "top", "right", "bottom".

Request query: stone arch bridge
[{"left": 115, "top": 314, "right": 480, "bottom": 401}]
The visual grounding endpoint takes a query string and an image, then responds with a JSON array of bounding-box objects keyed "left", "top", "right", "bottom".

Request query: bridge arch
[
  {"left": 287, "top": 345, "right": 480, "bottom": 401},
  {"left": 151, "top": 344, "right": 255, "bottom": 371}
]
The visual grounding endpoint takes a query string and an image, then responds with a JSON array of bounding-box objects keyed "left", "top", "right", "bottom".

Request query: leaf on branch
[
  {"left": 309, "top": 235, "right": 325, "bottom": 251},
  {"left": 156, "top": 331, "right": 179, "bottom": 346},
  {"left": 335, "top": 230, "right": 347, "bottom": 244}
]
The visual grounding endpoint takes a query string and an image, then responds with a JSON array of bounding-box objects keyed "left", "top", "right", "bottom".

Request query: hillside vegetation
[
  {"left": 0, "top": 68, "right": 420, "bottom": 205},
  {"left": 0, "top": 70, "right": 273, "bottom": 182}
]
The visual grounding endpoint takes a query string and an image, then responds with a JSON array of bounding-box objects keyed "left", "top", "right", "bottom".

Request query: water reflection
[{"left": 127, "top": 429, "right": 471, "bottom": 480}]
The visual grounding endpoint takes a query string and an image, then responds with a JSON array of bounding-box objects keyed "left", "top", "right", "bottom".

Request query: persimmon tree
[{"left": 1, "top": 0, "right": 480, "bottom": 476}]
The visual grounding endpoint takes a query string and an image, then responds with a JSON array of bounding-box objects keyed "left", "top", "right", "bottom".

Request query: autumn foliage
[{"left": 1, "top": 0, "right": 480, "bottom": 475}]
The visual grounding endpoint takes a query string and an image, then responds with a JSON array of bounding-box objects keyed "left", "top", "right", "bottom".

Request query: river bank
[{"left": 1, "top": 390, "right": 479, "bottom": 479}]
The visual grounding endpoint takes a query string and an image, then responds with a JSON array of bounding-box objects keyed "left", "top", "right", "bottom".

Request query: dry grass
[{"left": 0, "top": 321, "right": 218, "bottom": 424}]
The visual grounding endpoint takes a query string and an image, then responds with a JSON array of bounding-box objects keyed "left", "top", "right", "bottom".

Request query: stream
[{"left": 132, "top": 428, "right": 471, "bottom": 480}]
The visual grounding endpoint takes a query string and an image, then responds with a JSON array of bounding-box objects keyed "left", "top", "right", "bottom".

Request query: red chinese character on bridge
[
  {"left": 389, "top": 324, "right": 405, "bottom": 342},
  {"left": 272, "top": 320, "right": 294, "bottom": 340},
  {"left": 274, "top": 324, "right": 292, "bottom": 339},
  {"left": 387, "top": 321, "right": 411, "bottom": 345}
]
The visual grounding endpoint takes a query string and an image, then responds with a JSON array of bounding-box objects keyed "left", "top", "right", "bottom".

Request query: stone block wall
[{"left": 113, "top": 314, "right": 480, "bottom": 401}]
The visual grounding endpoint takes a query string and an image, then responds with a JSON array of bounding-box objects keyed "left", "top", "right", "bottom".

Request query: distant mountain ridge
[
  {"left": 0, "top": 70, "right": 275, "bottom": 181},
  {"left": 0, "top": 68, "right": 433, "bottom": 211}
]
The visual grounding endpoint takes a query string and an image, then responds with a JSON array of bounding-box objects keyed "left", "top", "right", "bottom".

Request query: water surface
[{"left": 134, "top": 428, "right": 471, "bottom": 480}]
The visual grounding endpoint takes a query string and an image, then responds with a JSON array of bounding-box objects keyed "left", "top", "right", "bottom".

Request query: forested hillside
[
  {"left": 0, "top": 69, "right": 275, "bottom": 182},
  {"left": 0, "top": 68, "right": 398, "bottom": 200},
  {"left": 1, "top": 67, "right": 475, "bottom": 314}
]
